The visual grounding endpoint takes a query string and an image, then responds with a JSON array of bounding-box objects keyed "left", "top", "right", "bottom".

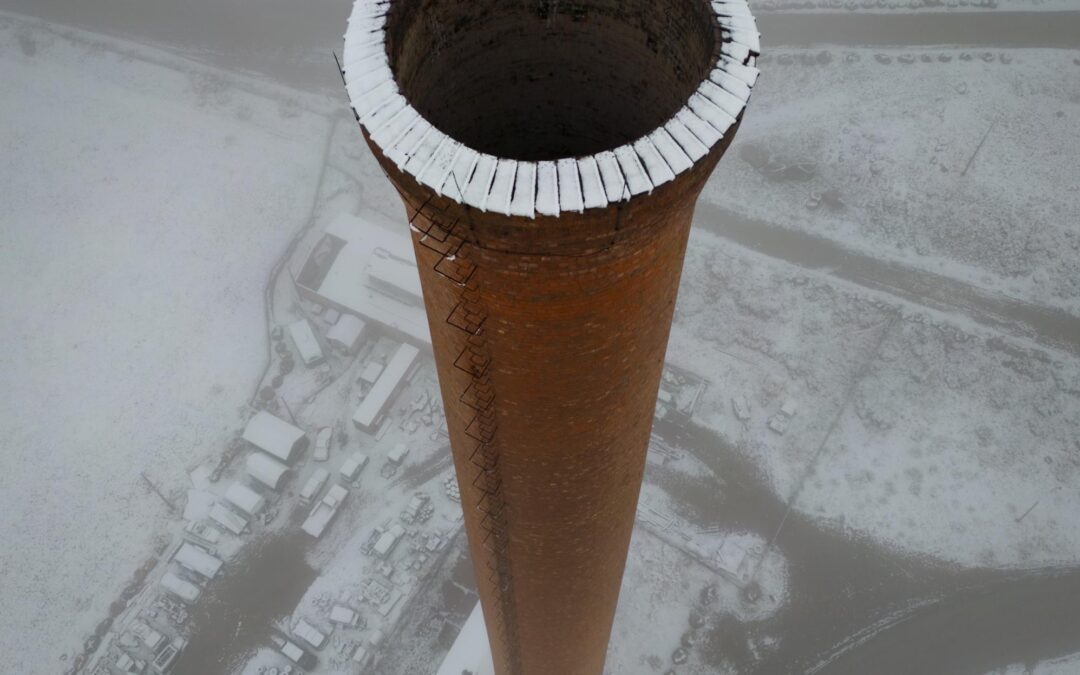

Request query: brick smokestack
[{"left": 341, "top": 2, "right": 759, "bottom": 673}]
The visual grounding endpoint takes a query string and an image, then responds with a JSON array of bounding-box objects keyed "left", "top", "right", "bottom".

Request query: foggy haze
[{"left": 2, "top": 1, "right": 1079, "bottom": 674}]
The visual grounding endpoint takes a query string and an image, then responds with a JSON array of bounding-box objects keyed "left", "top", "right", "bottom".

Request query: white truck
[
  {"left": 387, "top": 443, "right": 410, "bottom": 465},
  {"left": 340, "top": 452, "right": 370, "bottom": 483},
  {"left": 293, "top": 618, "right": 328, "bottom": 649},
  {"left": 271, "top": 634, "right": 316, "bottom": 669},
  {"left": 330, "top": 605, "right": 361, "bottom": 628},
  {"left": 301, "top": 484, "right": 349, "bottom": 538},
  {"left": 298, "top": 468, "right": 330, "bottom": 506},
  {"left": 288, "top": 318, "right": 325, "bottom": 367},
  {"left": 313, "top": 427, "right": 333, "bottom": 462}
]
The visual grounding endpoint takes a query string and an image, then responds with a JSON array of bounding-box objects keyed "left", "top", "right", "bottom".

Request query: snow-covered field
[
  {"left": 986, "top": 652, "right": 1080, "bottom": 674},
  {"left": 670, "top": 226, "right": 1080, "bottom": 567},
  {"left": 707, "top": 48, "right": 1080, "bottom": 316},
  {"left": 755, "top": 0, "right": 1075, "bottom": 12},
  {"left": 3, "top": 4, "right": 1079, "bottom": 672},
  {"left": 0, "top": 15, "right": 331, "bottom": 672}
]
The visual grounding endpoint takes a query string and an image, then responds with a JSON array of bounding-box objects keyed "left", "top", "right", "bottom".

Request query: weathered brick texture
[
  {"left": 368, "top": 125, "right": 737, "bottom": 674},
  {"left": 345, "top": 1, "right": 756, "bottom": 672}
]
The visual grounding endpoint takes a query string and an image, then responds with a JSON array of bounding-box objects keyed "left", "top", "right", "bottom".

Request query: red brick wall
[{"left": 364, "top": 122, "right": 738, "bottom": 675}]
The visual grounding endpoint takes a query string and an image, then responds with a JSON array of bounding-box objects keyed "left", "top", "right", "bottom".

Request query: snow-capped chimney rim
[{"left": 341, "top": 0, "right": 760, "bottom": 219}]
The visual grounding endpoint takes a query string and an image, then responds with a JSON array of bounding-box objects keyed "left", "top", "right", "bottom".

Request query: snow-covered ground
[
  {"left": 607, "top": 521, "right": 787, "bottom": 675},
  {"left": 986, "top": 652, "right": 1080, "bottom": 674},
  {"left": 670, "top": 225, "right": 1080, "bottom": 567},
  {"left": 0, "top": 15, "right": 332, "bottom": 673},
  {"left": 707, "top": 48, "right": 1080, "bottom": 316},
  {"left": 755, "top": 0, "right": 1075, "bottom": 12},
  {"left": 4, "top": 4, "right": 1079, "bottom": 672}
]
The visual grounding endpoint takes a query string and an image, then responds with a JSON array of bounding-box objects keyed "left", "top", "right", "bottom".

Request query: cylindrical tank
[{"left": 341, "top": 2, "right": 759, "bottom": 673}]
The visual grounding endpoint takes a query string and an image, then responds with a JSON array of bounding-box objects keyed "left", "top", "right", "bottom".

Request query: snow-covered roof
[
  {"left": 299, "top": 468, "right": 330, "bottom": 502},
  {"left": 293, "top": 619, "right": 327, "bottom": 649},
  {"left": 223, "top": 481, "right": 265, "bottom": 516},
  {"left": 341, "top": 0, "right": 760, "bottom": 219},
  {"left": 243, "top": 411, "right": 307, "bottom": 464},
  {"left": 245, "top": 452, "right": 290, "bottom": 491},
  {"left": 160, "top": 572, "right": 202, "bottom": 604},
  {"left": 352, "top": 343, "right": 420, "bottom": 429},
  {"left": 387, "top": 442, "right": 409, "bottom": 464},
  {"left": 373, "top": 529, "right": 401, "bottom": 557},
  {"left": 288, "top": 318, "right": 324, "bottom": 365},
  {"left": 340, "top": 452, "right": 369, "bottom": 479},
  {"left": 368, "top": 251, "right": 423, "bottom": 302},
  {"left": 173, "top": 543, "right": 223, "bottom": 579},
  {"left": 304, "top": 214, "right": 431, "bottom": 347},
  {"left": 326, "top": 313, "right": 367, "bottom": 351},
  {"left": 209, "top": 503, "right": 248, "bottom": 535},
  {"left": 330, "top": 605, "right": 359, "bottom": 625}
]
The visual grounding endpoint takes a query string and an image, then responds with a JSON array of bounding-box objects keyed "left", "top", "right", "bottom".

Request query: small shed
[
  {"left": 294, "top": 619, "right": 327, "bottom": 649},
  {"left": 387, "top": 443, "right": 410, "bottom": 465},
  {"left": 130, "top": 621, "right": 166, "bottom": 652},
  {"left": 327, "top": 314, "right": 367, "bottom": 355},
  {"left": 160, "top": 572, "right": 201, "bottom": 603},
  {"left": 352, "top": 645, "right": 371, "bottom": 667},
  {"left": 246, "top": 453, "right": 290, "bottom": 491},
  {"left": 369, "top": 628, "right": 386, "bottom": 648},
  {"left": 340, "top": 453, "right": 370, "bottom": 482},
  {"left": 359, "top": 361, "right": 384, "bottom": 387},
  {"left": 299, "top": 469, "right": 330, "bottom": 506},
  {"left": 352, "top": 343, "right": 420, "bottom": 432},
  {"left": 373, "top": 524, "right": 405, "bottom": 559},
  {"left": 209, "top": 503, "right": 248, "bottom": 535},
  {"left": 174, "top": 543, "right": 223, "bottom": 579},
  {"left": 223, "top": 481, "right": 265, "bottom": 516},
  {"left": 330, "top": 605, "right": 360, "bottom": 627},
  {"left": 243, "top": 411, "right": 308, "bottom": 464}
]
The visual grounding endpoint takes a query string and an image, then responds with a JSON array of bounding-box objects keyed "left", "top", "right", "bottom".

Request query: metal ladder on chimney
[{"left": 396, "top": 185, "right": 524, "bottom": 674}]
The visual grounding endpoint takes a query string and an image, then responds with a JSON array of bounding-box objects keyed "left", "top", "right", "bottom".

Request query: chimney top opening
[{"left": 385, "top": 0, "right": 718, "bottom": 162}]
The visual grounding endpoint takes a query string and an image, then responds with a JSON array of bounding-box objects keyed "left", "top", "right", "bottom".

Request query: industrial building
[
  {"left": 352, "top": 342, "right": 421, "bottom": 432},
  {"left": 245, "top": 453, "right": 290, "bottom": 491},
  {"left": 287, "top": 318, "right": 325, "bottom": 367},
  {"left": 297, "top": 213, "right": 431, "bottom": 348},
  {"left": 242, "top": 411, "right": 308, "bottom": 464},
  {"left": 326, "top": 313, "right": 368, "bottom": 354}
]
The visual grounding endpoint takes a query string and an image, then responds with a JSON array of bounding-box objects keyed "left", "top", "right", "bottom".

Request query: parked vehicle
[
  {"left": 314, "top": 427, "right": 333, "bottom": 462},
  {"left": 288, "top": 318, "right": 325, "bottom": 367},
  {"left": 152, "top": 636, "right": 188, "bottom": 673},
  {"left": 293, "top": 619, "right": 327, "bottom": 650},
  {"left": 329, "top": 605, "right": 360, "bottom": 628},
  {"left": 271, "top": 634, "right": 317, "bottom": 669},
  {"left": 340, "top": 452, "right": 369, "bottom": 482},
  {"left": 301, "top": 484, "right": 349, "bottom": 538},
  {"left": 299, "top": 468, "right": 330, "bottom": 506}
]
